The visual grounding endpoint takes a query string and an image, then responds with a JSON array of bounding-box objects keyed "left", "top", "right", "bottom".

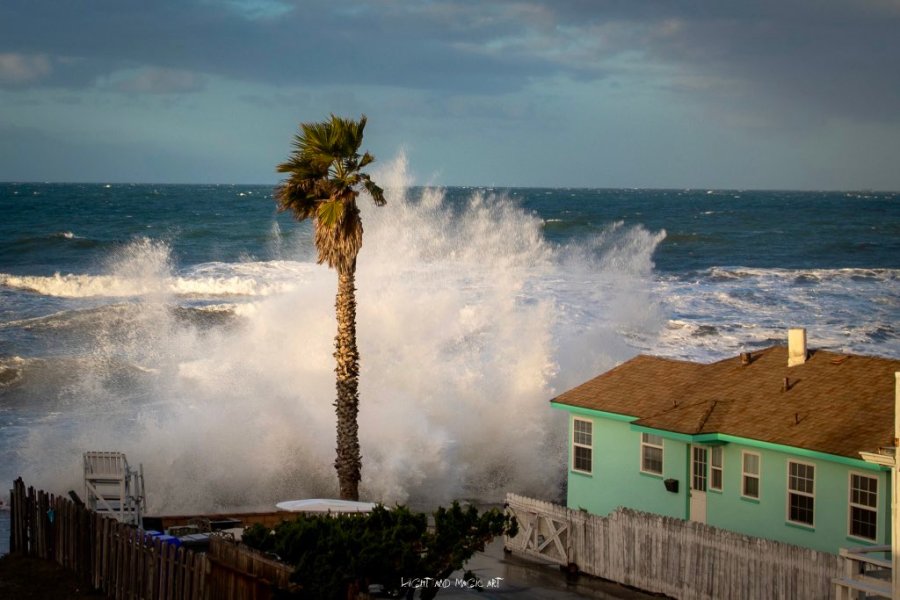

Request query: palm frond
[
  {"left": 275, "top": 113, "right": 385, "bottom": 263},
  {"left": 361, "top": 176, "right": 386, "bottom": 206},
  {"left": 317, "top": 199, "right": 345, "bottom": 228}
]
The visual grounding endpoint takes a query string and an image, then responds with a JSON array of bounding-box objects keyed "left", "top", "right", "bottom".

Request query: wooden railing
[
  {"left": 8, "top": 478, "right": 294, "bottom": 600},
  {"left": 504, "top": 493, "right": 845, "bottom": 600},
  {"left": 833, "top": 545, "right": 892, "bottom": 599}
]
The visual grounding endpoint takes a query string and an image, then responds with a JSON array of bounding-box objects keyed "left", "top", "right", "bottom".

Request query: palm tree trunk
[{"left": 334, "top": 263, "right": 361, "bottom": 500}]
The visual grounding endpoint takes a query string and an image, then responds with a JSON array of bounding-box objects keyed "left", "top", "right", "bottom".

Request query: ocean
[{"left": 1, "top": 162, "right": 898, "bottom": 527}]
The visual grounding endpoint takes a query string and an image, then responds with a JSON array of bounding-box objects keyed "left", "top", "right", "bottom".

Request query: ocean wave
[
  {"left": 654, "top": 264, "right": 900, "bottom": 361},
  {"left": 1, "top": 231, "right": 99, "bottom": 252},
  {"left": 0, "top": 262, "right": 313, "bottom": 299},
  {"left": 0, "top": 303, "right": 242, "bottom": 332},
  {"left": 696, "top": 266, "right": 899, "bottom": 284},
  {"left": 0, "top": 306, "right": 127, "bottom": 331},
  {"left": 0, "top": 356, "right": 28, "bottom": 387}
]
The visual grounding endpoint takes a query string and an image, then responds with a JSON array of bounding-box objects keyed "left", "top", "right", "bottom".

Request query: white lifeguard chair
[{"left": 83, "top": 451, "right": 146, "bottom": 526}]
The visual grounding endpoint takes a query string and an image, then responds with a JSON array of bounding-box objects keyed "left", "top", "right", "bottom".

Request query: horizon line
[{"left": 2, "top": 181, "right": 898, "bottom": 195}]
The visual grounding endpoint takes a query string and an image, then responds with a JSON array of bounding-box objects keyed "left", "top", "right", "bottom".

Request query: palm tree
[{"left": 274, "top": 114, "right": 385, "bottom": 500}]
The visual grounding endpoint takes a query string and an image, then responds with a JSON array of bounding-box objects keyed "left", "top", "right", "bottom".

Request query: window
[
  {"left": 572, "top": 418, "right": 592, "bottom": 474},
  {"left": 640, "top": 433, "right": 664, "bottom": 475},
  {"left": 849, "top": 473, "right": 878, "bottom": 540},
  {"left": 710, "top": 447, "right": 723, "bottom": 491},
  {"left": 742, "top": 452, "right": 760, "bottom": 499},
  {"left": 787, "top": 461, "right": 815, "bottom": 526},
  {"left": 692, "top": 447, "right": 708, "bottom": 491}
]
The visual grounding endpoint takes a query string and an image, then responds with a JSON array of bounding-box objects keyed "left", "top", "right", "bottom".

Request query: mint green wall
[
  {"left": 704, "top": 442, "right": 890, "bottom": 554},
  {"left": 560, "top": 406, "right": 891, "bottom": 555},
  {"left": 565, "top": 412, "right": 688, "bottom": 519}
]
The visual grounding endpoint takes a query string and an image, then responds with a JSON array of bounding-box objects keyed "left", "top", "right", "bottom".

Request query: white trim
[
  {"left": 640, "top": 432, "right": 664, "bottom": 476},
  {"left": 741, "top": 451, "right": 761, "bottom": 499},
  {"left": 847, "top": 470, "right": 879, "bottom": 541},
  {"left": 786, "top": 459, "right": 816, "bottom": 528},
  {"left": 572, "top": 417, "right": 593, "bottom": 475},
  {"left": 710, "top": 446, "right": 724, "bottom": 492}
]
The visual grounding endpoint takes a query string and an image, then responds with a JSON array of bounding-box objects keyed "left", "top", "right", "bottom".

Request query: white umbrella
[{"left": 275, "top": 498, "right": 377, "bottom": 514}]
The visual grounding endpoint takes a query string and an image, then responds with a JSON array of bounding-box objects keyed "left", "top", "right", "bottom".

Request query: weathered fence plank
[
  {"left": 504, "top": 493, "right": 844, "bottom": 600},
  {"left": 7, "top": 477, "right": 280, "bottom": 600}
]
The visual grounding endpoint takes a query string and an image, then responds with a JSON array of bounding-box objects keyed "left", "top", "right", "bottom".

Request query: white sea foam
[
  {"left": 0, "top": 260, "right": 312, "bottom": 299},
  {"left": 7, "top": 154, "right": 666, "bottom": 512},
  {"left": 653, "top": 266, "right": 900, "bottom": 361}
]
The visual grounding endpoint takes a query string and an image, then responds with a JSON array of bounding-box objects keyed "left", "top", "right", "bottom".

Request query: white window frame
[
  {"left": 786, "top": 460, "right": 816, "bottom": 527},
  {"left": 572, "top": 417, "right": 593, "bottom": 475},
  {"left": 848, "top": 471, "right": 878, "bottom": 541},
  {"left": 741, "top": 451, "right": 761, "bottom": 499},
  {"left": 710, "top": 446, "right": 724, "bottom": 492},
  {"left": 640, "top": 433, "right": 664, "bottom": 476}
]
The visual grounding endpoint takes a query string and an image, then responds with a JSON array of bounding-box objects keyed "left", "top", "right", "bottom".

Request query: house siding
[
  {"left": 563, "top": 410, "right": 891, "bottom": 554},
  {"left": 704, "top": 441, "right": 891, "bottom": 554},
  {"left": 566, "top": 415, "right": 688, "bottom": 519}
]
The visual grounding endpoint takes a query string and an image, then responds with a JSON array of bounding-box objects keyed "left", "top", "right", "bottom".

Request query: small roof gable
[{"left": 551, "top": 346, "right": 899, "bottom": 459}]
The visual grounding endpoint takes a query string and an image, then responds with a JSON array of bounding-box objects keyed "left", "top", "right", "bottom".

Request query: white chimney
[{"left": 788, "top": 328, "right": 808, "bottom": 367}]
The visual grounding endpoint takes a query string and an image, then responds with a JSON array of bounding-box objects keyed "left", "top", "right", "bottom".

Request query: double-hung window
[
  {"left": 710, "top": 446, "right": 724, "bottom": 491},
  {"left": 640, "top": 433, "right": 664, "bottom": 475},
  {"left": 849, "top": 473, "right": 878, "bottom": 540},
  {"left": 787, "top": 461, "right": 815, "bottom": 526},
  {"left": 742, "top": 451, "right": 760, "bottom": 499},
  {"left": 572, "top": 418, "right": 592, "bottom": 474}
]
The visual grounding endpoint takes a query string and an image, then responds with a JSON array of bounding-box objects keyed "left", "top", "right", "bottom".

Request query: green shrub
[{"left": 243, "top": 502, "right": 516, "bottom": 599}]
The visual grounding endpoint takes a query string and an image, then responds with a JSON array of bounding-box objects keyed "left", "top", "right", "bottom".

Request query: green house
[{"left": 552, "top": 329, "right": 900, "bottom": 554}]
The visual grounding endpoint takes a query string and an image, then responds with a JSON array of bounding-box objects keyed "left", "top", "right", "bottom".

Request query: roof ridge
[{"left": 696, "top": 399, "right": 718, "bottom": 431}]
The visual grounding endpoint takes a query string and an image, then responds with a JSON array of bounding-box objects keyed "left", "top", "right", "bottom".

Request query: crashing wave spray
[{"left": 12, "top": 154, "right": 665, "bottom": 512}]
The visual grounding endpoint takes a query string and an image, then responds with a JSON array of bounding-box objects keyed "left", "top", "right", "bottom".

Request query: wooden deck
[{"left": 143, "top": 511, "right": 291, "bottom": 532}]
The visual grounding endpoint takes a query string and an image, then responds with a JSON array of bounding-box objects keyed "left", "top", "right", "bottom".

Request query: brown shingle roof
[{"left": 551, "top": 346, "right": 899, "bottom": 459}]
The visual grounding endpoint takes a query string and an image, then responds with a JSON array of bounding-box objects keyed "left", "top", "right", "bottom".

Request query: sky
[{"left": 1, "top": 0, "right": 899, "bottom": 190}]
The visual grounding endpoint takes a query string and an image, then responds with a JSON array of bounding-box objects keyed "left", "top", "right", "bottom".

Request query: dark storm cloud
[
  {"left": 0, "top": 0, "right": 551, "bottom": 93},
  {"left": 539, "top": 0, "right": 900, "bottom": 122},
  {"left": 2, "top": 0, "right": 898, "bottom": 121}
]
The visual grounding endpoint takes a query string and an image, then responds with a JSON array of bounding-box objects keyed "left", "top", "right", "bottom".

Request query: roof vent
[
  {"left": 740, "top": 352, "right": 751, "bottom": 366},
  {"left": 788, "top": 328, "right": 807, "bottom": 367}
]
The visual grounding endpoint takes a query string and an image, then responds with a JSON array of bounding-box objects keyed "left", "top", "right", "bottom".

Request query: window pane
[
  {"left": 789, "top": 493, "right": 814, "bottom": 525},
  {"left": 711, "top": 447, "right": 722, "bottom": 468},
  {"left": 743, "top": 475, "right": 759, "bottom": 498},
  {"left": 692, "top": 448, "right": 708, "bottom": 491},
  {"left": 851, "top": 475, "right": 877, "bottom": 508},
  {"left": 574, "top": 420, "right": 592, "bottom": 446},
  {"left": 642, "top": 433, "right": 663, "bottom": 446},
  {"left": 574, "top": 446, "right": 592, "bottom": 472},
  {"left": 692, "top": 469, "right": 707, "bottom": 492},
  {"left": 850, "top": 506, "right": 877, "bottom": 540},
  {"left": 743, "top": 453, "right": 759, "bottom": 475},
  {"left": 642, "top": 447, "right": 663, "bottom": 474},
  {"left": 789, "top": 463, "right": 814, "bottom": 494},
  {"left": 711, "top": 468, "right": 722, "bottom": 490}
]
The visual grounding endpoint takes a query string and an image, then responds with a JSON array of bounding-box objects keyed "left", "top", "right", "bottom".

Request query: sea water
[{"left": 1, "top": 157, "right": 898, "bottom": 520}]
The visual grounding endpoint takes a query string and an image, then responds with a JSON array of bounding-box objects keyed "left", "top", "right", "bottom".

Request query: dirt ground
[{"left": 0, "top": 553, "right": 103, "bottom": 599}]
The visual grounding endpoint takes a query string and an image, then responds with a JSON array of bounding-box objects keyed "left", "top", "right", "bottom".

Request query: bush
[{"left": 243, "top": 502, "right": 517, "bottom": 599}]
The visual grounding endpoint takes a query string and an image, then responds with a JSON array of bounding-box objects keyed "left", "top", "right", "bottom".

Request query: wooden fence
[
  {"left": 207, "top": 536, "right": 295, "bottom": 600},
  {"left": 8, "top": 478, "right": 294, "bottom": 600},
  {"left": 504, "top": 493, "right": 844, "bottom": 600}
]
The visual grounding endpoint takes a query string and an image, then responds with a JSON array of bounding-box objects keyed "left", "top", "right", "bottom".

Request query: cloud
[
  {"left": 0, "top": 53, "right": 52, "bottom": 86},
  {"left": 108, "top": 67, "right": 208, "bottom": 94},
  {"left": 0, "top": 0, "right": 898, "bottom": 126},
  {"left": 220, "top": 0, "right": 294, "bottom": 20}
]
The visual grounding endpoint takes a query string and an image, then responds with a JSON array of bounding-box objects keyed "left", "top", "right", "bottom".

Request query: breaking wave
[
  {"left": 5, "top": 155, "right": 666, "bottom": 512},
  {"left": 0, "top": 261, "right": 312, "bottom": 298}
]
